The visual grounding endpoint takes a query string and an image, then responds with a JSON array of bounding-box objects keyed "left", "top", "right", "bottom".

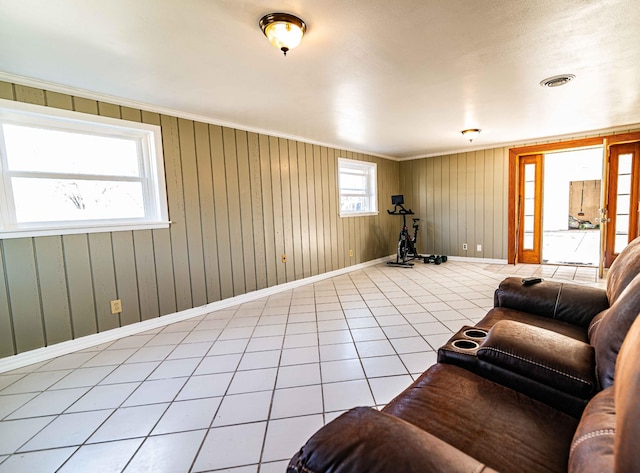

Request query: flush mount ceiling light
[
  {"left": 540, "top": 74, "right": 576, "bottom": 88},
  {"left": 259, "top": 12, "right": 307, "bottom": 56},
  {"left": 461, "top": 129, "right": 481, "bottom": 142}
]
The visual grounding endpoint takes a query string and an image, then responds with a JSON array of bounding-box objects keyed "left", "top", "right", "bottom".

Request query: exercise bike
[{"left": 386, "top": 195, "right": 447, "bottom": 267}]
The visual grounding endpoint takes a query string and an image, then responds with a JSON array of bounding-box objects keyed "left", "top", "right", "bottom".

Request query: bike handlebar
[{"left": 387, "top": 204, "right": 414, "bottom": 215}]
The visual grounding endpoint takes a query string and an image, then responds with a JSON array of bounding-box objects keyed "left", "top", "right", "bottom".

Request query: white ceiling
[{"left": 1, "top": 0, "right": 639, "bottom": 159}]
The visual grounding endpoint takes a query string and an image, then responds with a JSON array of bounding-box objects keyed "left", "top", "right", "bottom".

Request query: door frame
[
  {"left": 508, "top": 131, "right": 640, "bottom": 267},
  {"left": 517, "top": 154, "right": 543, "bottom": 263},
  {"left": 604, "top": 141, "right": 640, "bottom": 267}
]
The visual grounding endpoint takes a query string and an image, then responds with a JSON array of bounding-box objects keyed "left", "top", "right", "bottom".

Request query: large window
[
  {"left": 0, "top": 99, "right": 168, "bottom": 238},
  {"left": 338, "top": 158, "right": 378, "bottom": 217}
]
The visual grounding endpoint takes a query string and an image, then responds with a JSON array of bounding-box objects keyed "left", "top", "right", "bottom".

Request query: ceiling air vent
[{"left": 540, "top": 74, "right": 575, "bottom": 88}]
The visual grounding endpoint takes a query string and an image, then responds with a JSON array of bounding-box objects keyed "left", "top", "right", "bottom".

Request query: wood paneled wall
[
  {"left": 399, "top": 149, "right": 509, "bottom": 260},
  {"left": 0, "top": 81, "right": 400, "bottom": 357}
]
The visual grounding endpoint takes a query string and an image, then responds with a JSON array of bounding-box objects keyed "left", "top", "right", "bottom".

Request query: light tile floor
[{"left": 0, "top": 261, "right": 603, "bottom": 473}]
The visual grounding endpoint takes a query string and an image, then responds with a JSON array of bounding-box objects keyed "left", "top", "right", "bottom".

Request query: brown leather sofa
[
  {"left": 436, "top": 236, "right": 640, "bottom": 417},
  {"left": 287, "top": 239, "right": 640, "bottom": 473},
  {"left": 479, "top": 235, "right": 640, "bottom": 342},
  {"left": 288, "top": 314, "right": 640, "bottom": 473}
]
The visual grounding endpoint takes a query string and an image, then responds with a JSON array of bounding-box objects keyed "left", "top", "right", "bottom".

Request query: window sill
[
  {"left": 339, "top": 211, "right": 379, "bottom": 218},
  {"left": 0, "top": 221, "right": 171, "bottom": 239}
]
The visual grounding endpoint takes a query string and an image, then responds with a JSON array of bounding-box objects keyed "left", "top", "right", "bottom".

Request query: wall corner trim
[{"left": 0, "top": 256, "right": 391, "bottom": 374}]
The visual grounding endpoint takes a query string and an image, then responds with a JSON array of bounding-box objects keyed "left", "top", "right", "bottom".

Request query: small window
[
  {"left": 0, "top": 99, "right": 168, "bottom": 238},
  {"left": 338, "top": 158, "right": 378, "bottom": 217}
]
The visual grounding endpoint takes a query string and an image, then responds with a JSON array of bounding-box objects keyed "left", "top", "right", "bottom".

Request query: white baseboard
[
  {"left": 0, "top": 256, "right": 391, "bottom": 374},
  {"left": 445, "top": 255, "right": 508, "bottom": 264}
]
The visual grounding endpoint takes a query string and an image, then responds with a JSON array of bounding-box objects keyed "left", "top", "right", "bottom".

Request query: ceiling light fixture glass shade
[
  {"left": 259, "top": 13, "right": 307, "bottom": 56},
  {"left": 461, "top": 128, "right": 481, "bottom": 142}
]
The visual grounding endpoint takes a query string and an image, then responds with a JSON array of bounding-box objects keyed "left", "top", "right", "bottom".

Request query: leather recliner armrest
[
  {"left": 477, "top": 320, "right": 598, "bottom": 398},
  {"left": 287, "top": 407, "right": 498, "bottom": 473},
  {"left": 493, "top": 277, "right": 609, "bottom": 327}
]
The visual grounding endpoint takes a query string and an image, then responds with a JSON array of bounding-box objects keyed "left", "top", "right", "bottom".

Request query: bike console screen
[{"left": 388, "top": 194, "right": 414, "bottom": 215}]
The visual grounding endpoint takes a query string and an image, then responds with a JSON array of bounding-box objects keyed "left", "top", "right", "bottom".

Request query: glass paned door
[
  {"left": 605, "top": 143, "right": 640, "bottom": 266},
  {"left": 518, "top": 154, "right": 543, "bottom": 263}
]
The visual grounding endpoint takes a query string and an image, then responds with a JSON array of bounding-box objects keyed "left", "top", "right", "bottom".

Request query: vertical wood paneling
[
  {"left": 474, "top": 150, "right": 484, "bottom": 256},
  {"left": 321, "top": 147, "right": 332, "bottom": 270},
  {"left": 0, "top": 81, "right": 15, "bottom": 100},
  {"left": 259, "top": 134, "right": 277, "bottom": 288},
  {"left": 121, "top": 106, "right": 142, "bottom": 122},
  {"left": 269, "top": 137, "right": 285, "bottom": 285},
  {"left": 143, "top": 110, "right": 177, "bottom": 316},
  {"left": 34, "top": 237, "right": 72, "bottom": 344},
  {"left": 441, "top": 155, "right": 451, "bottom": 256},
  {"left": 0, "top": 244, "right": 15, "bottom": 357},
  {"left": 63, "top": 234, "right": 97, "bottom": 338},
  {"left": 45, "top": 91, "right": 73, "bottom": 111},
  {"left": 162, "top": 115, "right": 192, "bottom": 310},
  {"left": 425, "top": 158, "right": 434, "bottom": 253},
  {"left": 151, "top": 228, "right": 177, "bottom": 315},
  {"left": 279, "top": 138, "right": 294, "bottom": 282},
  {"left": 98, "top": 101, "right": 120, "bottom": 119},
  {"left": 498, "top": 148, "right": 508, "bottom": 258},
  {"left": 297, "top": 143, "right": 311, "bottom": 278},
  {"left": 178, "top": 118, "right": 207, "bottom": 305},
  {"left": 3, "top": 239, "right": 44, "bottom": 351},
  {"left": 248, "top": 132, "right": 267, "bottom": 290},
  {"left": 327, "top": 148, "right": 339, "bottom": 269},
  {"left": 222, "top": 128, "right": 245, "bottom": 295},
  {"left": 466, "top": 152, "right": 474, "bottom": 253},
  {"left": 237, "top": 131, "right": 257, "bottom": 292},
  {"left": 87, "top": 233, "right": 119, "bottom": 332},
  {"left": 433, "top": 157, "right": 443, "bottom": 255},
  {"left": 133, "top": 231, "right": 160, "bottom": 320},
  {"left": 210, "top": 126, "right": 234, "bottom": 298},
  {"left": 73, "top": 97, "right": 99, "bottom": 115},
  {"left": 288, "top": 141, "right": 303, "bottom": 280},
  {"left": 112, "top": 232, "right": 141, "bottom": 326},
  {"left": 402, "top": 146, "right": 515, "bottom": 259},
  {"left": 14, "top": 85, "right": 45, "bottom": 105},
  {"left": 194, "top": 121, "right": 220, "bottom": 302},
  {"left": 306, "top": 143, "right": 319, "bottom": 276},
  {"left": 483, "top": 150, "right": 494, "bottom": 258},
  {"left": 450, "top": 155, "right": 459, "bottom": 254}
]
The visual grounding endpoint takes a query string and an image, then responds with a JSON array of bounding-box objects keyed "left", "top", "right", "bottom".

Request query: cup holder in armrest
[
  {"left": 462, "top": 329, "right": 487, "bottom": 339},
  {"left": 437, "top": 325, "right": 485, "bottom": 367},
  {"left": 451, "top": 339, "right": 480, "bottom": 350}
]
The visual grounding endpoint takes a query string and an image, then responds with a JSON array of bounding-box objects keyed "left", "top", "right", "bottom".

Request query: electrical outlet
[
  {"left": 281, "top": 254, "right": 287, "bottom": 263},
  {"left": 349, "top": 249, "right": 353, "bottom": 257},
  {"left": 477, "top": 244, "right": 482, "bottom": 252},
  {"left": 462, "top": 243, "right": 468, "bottom": 251},
  {"left": 110, "top": 299, "right": 122, "bottom": 314}
]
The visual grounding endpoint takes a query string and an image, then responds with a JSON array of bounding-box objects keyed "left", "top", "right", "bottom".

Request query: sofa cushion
[
  {"left": 477, "top": 307, "right": 590, "bottom": 342},
  {"left": 590, "top": 275, "right": 640, "bottom": 389},
  {"left": 477, "top": 320, "right": 597, "bottom": 398},
  {"left": 568, "top": 388, "right": 615, "bottom": 473},
  {"left": 287, "top": 407, "right": 498, "bottom": 473},
  {"left": 614, "top": 313, "right": 640, "bottom": 473},
  {"left": 493, "top": 278, "right": 608, "bottom": 326},
  {"left": 606, "top": 235, "right": 640, "bottom": 304},
  {"left": 382, "top": 363, "right": 579, "bottom": 473}
]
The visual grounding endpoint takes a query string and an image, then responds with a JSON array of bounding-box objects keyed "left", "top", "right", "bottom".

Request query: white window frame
[
  {"left": 338, "top": 157, "right": 378, "bottom": 217},
  {"left": 0, "top": 99, "right": 169, "bottom": 239}
]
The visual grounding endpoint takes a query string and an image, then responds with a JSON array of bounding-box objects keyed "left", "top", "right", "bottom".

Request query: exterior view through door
[{"left": 509, "top": 132, "right": 640, "bottom": 269}]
